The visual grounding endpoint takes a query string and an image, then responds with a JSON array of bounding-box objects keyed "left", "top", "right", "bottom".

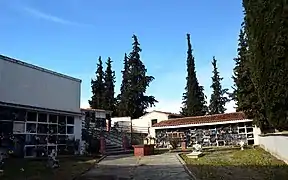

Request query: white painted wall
[
  {"left": 111, "top": 117, "right": 131, "bottom": 126},
  {"left": 132, "top": 111, "right": 170, "bottom": 134},
  {"left": 259, "top": 134, "right": 288, "bottom": 164},
  {"left": 0, "top": 56, "right": 81, "bottom": 113},
  {"left": 253, "top": 126, "right": 261, "bottom": 145},
  {"left": 74, "top": 116, "right": 82, "bottom": 141}
]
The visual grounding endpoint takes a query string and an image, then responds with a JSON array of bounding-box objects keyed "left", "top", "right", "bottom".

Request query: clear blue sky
[{"left": 0, "top": 0, "right": 243, "bottom": 113}]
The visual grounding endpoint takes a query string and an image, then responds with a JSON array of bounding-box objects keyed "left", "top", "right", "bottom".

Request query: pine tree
[
  {"left": 209, "top": 56, "right": 229, "bottom": 114},
  {"left": 103, "top": 57, "right": 116, "bottom": 115},
  {"left": 89, "top": 56, "right": 105, "bottom": 109},
  {"left": 243, "top": 0, "right": 288, "bottom": 131},
  {"left": 117, "top": 35, "right": 157, "bottom": 119},
  {"left": 181, "top": 34, "right": 207, "bottom": 116}
]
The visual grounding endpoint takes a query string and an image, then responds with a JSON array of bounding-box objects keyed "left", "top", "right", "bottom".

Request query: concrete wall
[
  {"left": 253, "top": 126, "right": 261, "bottom": 145},
  {"left": 259, "top": 134, "right": 288, "bottom": 163},
  {"left": 111, "top": 117, "right": 131, "bottom": 126},
  {"left": 74, "top": 116, "right": 82, "bottom": 141},
  {"left": 111, "top": 112, "right": 170, "bottom": 134},
  {"left": 0, "top": 55, "right": 81, "bottom": 113},
  {"left": 132, "top": 111, "right": 169, "bottom": 133}
]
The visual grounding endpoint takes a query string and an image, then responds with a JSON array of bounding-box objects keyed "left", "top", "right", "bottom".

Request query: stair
[
  {"left": 105, "top": 143, "right": 133, "bottom": 155},
  {"left": 95, "top": 129, "right": 133, "bottom": 155}
]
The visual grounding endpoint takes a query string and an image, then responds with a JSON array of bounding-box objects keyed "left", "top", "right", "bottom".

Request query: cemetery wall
[{"left": 259, "top": 133, "right": 288, "bottom": 164}]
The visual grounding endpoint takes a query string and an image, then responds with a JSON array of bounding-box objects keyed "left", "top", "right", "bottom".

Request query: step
[
  {"left": 106, "top": 144, "right": 122, "bottom": 148},
  {"left": 105, "top": 150, "right": 134, "bottom": 156},
  {"left": 106, "top": 147, "right": 125, "bottom": 152}
]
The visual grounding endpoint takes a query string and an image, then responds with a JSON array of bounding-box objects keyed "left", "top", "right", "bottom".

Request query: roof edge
[{"left": 0, "top": 54, "right": 82, "bottom": 83}]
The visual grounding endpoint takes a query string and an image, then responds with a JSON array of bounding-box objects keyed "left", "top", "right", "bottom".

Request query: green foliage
[
  {"left": 103, "top": 57, "right": 116, "bottom": 116},
  {"left": 243, "top": 0, "right": 288, "bottom": 131},
  {"left": 209, "top": 56, "right": 229, "bottom": 114},
  {"left": 116, "top": 53, "right": 130, "bottom": 117},
  {"left": 89, "top": 56, "right": 105, "bottom": 109},
  {"left": 181, "top": 34, "right": 208, "bottom": 116},
  {"left": 232, "top": 24, "right": 269, "bottom": 130},
  {"left": 117, "top": 35, "right": 158, "bottom": 119}
]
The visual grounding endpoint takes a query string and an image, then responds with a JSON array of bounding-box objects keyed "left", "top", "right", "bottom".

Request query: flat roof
[{"left": 0, "top": 54, "right": 82, "bottom": 82}]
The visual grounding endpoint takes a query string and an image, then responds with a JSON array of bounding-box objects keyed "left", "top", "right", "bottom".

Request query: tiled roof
[{"left": 152, "top": 112, "right": 247, "bottom": 127}]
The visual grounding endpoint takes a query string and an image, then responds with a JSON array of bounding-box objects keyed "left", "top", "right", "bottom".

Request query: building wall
[
  {"left": 151, "top": 120, "right": 257, "bottom": 148},
  {"left": 111, "top": 117, "right": 131, "bottom": 126},
  {"left": 132, "top": 111, "right": 169, "bottom": 133},
  {"left": 258, "top": 134, "right": 288, "bottom": 164},
  {"left": 111, "top": 117, "right": 131, "bottom": 132},
  {"left": 74, "top": 116, "right": 82, "bottom": 141},
  {"left": 0, "top": 56, "right": 81, "bottom": 113}
]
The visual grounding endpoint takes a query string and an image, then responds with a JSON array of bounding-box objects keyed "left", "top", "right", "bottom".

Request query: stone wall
[{"left": 259, "top": 134, "right": 288, "bottom": 164}]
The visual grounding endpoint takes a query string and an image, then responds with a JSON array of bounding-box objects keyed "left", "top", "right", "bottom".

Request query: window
[
  {"left": 38, "top": 113, "right": 48, "bottom": 122},
  {"left": 151, "top": 119, "right": 158, "bottom": 126},
  {"left": 27, "top": 111, "right": 37, "bottom": 122}
]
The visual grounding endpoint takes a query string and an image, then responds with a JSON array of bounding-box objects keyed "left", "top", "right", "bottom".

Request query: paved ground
[{"left": 79, "top": 153, "right": 192, "bottom": 180}]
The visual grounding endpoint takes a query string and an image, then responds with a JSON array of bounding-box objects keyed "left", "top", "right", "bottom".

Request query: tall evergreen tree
[
  {"left": 89, "top": 56, "right": 105, "bottom": 109},
  {"left": 181, "top": 34, "right": 207, "bottom": 116},
  {"left": 231, "top": 24, "right": 266, "bottom": 129},
  {"left": 209, "top": 56, "right": 229, "bottom": 114},
  {"left": 117, "top": 35, "right": 157, "bottom": 119},
  {"left": 103, "top": 57, "right": 116, "bottom": 115},
  {"left": 116, "top": 53, "right": 130, "bottom": 117},
  {"left": 243, "top": 0, "right": 288, "bottom": 131}
]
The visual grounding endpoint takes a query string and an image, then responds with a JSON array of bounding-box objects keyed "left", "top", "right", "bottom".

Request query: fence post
[
  {"left": 122, "top": 135, "right": 128, "bottom": 151},
  {"left": 100, "top": 136, "right": 106, "bottom": 154}
]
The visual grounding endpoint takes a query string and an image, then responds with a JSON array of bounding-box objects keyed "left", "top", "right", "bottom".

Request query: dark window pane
[
  {"left": 58, "top": 115, "right": 66, "bottom": 125},
  {"left": 49, "top": 114, "right": 58, "bottom": 123},
  {"left": 27, "top": 112, "right": 37, "bottom": 122},
  {"left": 0, "top": 106, "right": 13, "bottom": 120},
  {"left": 38, "top": 113, "right": 47, "bottom": 122},
  {"left": 151, "top": 119, "right": 158, "bottom": 126},
  {"left": 67, "top": 116, "right": 74, "bottom": 125}
]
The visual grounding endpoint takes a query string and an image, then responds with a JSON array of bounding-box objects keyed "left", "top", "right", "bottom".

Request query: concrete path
[{"left": 79, "top": 153, "right": 192, "bottom": 180}]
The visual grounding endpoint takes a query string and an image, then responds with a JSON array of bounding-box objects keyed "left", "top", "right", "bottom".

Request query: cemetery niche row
[
  {"left": 0, "top": 105, "right": 77, "bottom": 158},
  {"left": 155, "top": 121, "right": 255, "bottom": 148}
]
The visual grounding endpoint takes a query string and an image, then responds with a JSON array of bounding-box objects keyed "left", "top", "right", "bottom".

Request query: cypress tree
[
  {"left": 231, "top": 24, "right": 267, "bottom": 130},
  {"left": 117, "top": 35, "right": 157, "bottom": 119},
  {"left": 103, "top": 57, "right": 116, "bottom": 116},
  {"left": 209, "top": 56, "right": 229, "bottom": 114},
  {"left": 181, "top": 34, "right": 207, "bottom": 116},
  {"left": 89, "top": 56, "right": 105, "bottom": 109},
  {"left": 243, "top": 0, "right": 288, "bottom": 131},
  {"left": 116, "top": 53, "right": 130, "bottom": 117}
]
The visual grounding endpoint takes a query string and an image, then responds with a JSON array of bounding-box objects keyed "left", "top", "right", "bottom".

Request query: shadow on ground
[
  {"left": 78, "top": 163, "right": 288, "bottom": 180},
  {"left": 77, "top": 154, "right": 192, "bottom": 180},
  {"left": 186, "top": 164, "right": 288, "bottom": 180}
]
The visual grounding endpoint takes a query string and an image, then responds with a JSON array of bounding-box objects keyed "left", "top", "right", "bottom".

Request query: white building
[
  {"left": 111, "top": 110, "right": 183, "bottom": 134},
  {"left": 0, "top": 55, "right": 83, "bottom": 157},
  {"left": 150, "top": 112, "right": 262, "bottom": 148}
]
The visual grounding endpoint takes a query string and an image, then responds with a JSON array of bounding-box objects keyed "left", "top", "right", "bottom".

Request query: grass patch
[
  {"left": 0, "top": 156, "right": 100, "bottom": 180},
  {"left": 180, "top": 147, "right": 288, "bottom": 180}
]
